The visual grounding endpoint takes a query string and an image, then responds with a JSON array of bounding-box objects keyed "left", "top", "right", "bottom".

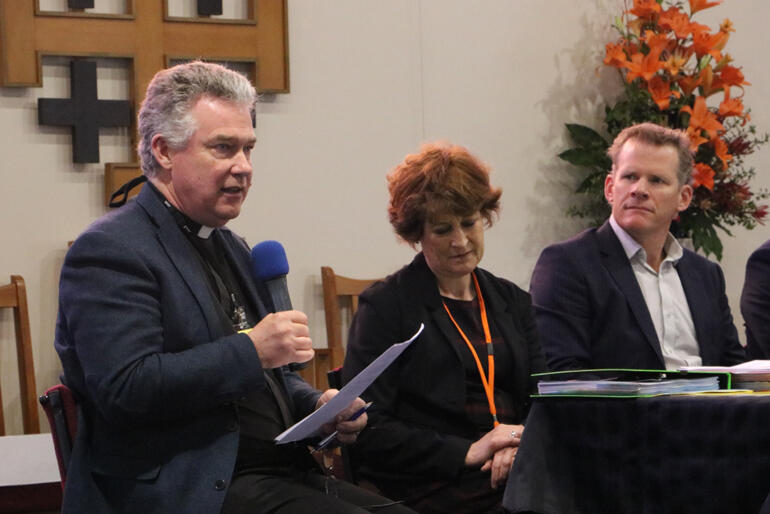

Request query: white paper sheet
[
  {"left": 681, "top": 359, "right": 770, "bottom": 374},
  {"left": 275, "top": 323, "right": 424, "bottom": 444}
]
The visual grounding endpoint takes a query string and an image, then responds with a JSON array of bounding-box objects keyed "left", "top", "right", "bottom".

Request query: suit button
[
  {"left": 227, "top": 422, "right": 238, "bottom": 432},
  {"left": 214, "top": 479, "right": 226, "bottom": 491}
]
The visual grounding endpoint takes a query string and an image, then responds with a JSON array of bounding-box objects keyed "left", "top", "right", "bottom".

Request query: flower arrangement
[{"left": 560, "top": 0, "right": 767, "bottom": 259}]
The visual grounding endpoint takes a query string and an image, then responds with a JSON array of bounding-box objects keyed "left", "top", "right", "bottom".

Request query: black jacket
[{"left": 342, "top": 253, "right": 545, "bottom": 485}]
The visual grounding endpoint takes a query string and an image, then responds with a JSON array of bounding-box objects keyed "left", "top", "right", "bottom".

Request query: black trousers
[{"left": 221, "top": 468, "right": 416, "bottom": 514}]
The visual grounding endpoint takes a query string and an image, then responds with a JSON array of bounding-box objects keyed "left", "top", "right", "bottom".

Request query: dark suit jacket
[
  {"left": 341, "top": 253, "right": 545, "bottom": 489},
  {"left": 741, "top": 239, "right": 770, "bottom": 359},
  {"left": 54, "top": 186, "right": 320, "bottom": 514},
  {"left": 529, "top": 221, "right": 746, "bottom": 371}
]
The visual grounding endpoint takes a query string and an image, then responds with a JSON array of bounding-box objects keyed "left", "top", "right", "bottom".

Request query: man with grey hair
[
  {"left": 55, "top": 61, "right": 413, "bottom": 513},
  {"left": 529, "top": 122, "right": 746, "bottom": 371}
]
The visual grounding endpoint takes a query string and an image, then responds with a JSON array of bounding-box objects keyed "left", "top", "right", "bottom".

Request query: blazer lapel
[
  {"left": 475, "top": 272, "right": 527, "bottom": 387},
  {"left": 408, "top": 254, "right": 467, "bottom": 364},
  {"left": 136, "top": 188, "right": 224, "bottom": 340},
  {"left": 675, "top": 253, "right": 711, "bottom": 359},
  {"left": 596, "top": 222, "right": 664, "bottom": 364}
]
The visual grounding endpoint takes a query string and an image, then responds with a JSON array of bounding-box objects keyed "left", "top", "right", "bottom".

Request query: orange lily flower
[
  {"left": 714, "top": 53, "right": 733, "bottom": 71},
  {"left": 712, "top": 137, "right": 733, "bottom": 171},
  {"left": 659, "top": 8, "right": 692, "bottom": 39},
  {"left": 642, "top": 31, "right": 670, "bottom": 59},
  {"left": 685, "top": 126, "right": 709, "bottom": 151},
  {"left": 630, "top": 0, "right": 662, "bottom": 19},
  {"left": 718, "top": 65, "right": 750, "bottom": 88},
  {"left": 720, "top": 19, "right": 735, "bottom": 33},
  {"left": 604, "top": 41, "right": 628, "bottom": 68},
  {"left": 680, "top": 96, "right": 724, "bottom": 140},
  {"left": 647, "top": 76, "right": 680, "bottom": 110},
  {"left": 713, "top": 138, "right": 731, "bottom": 167},
  {"left": 692, "top": 163, "right": 716, "bottom": 190},
  {"left": 664, "top": 52, "right": 689, "bottom": 76},
  {"left": 718, "top": 93, "right": 744, "bottom": 118},
  {"left": 677, "top": 75, "right": 702, "bottom": 96},
  {"left": 692, "top": 29, "right": 727, "bottom": 59},
  {"left": 625, "top": 52, "right": 664, "bottom": 82},
  {"left": 627, "top": 18, "right": 644, "bottom": 38},
  {"left": 712, "top": 30, "right": 730, "bottom": 53},
  {"left": 689, "top": 22, "right": 711, "bottom": 36},
  {"left": 689, "top": 0, "right": 722, "bottom": 15},
  {"left": 698, "top": 65, "right": 723, "bottom": 98}
]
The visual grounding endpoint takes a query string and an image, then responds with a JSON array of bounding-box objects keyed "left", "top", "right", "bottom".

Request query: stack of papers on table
[
  {"left": 681, "top": 360, "right": 770, "bottom": 390},
  {"left": 537, "top": 376, "right": 720, "bottom": 396},
  {"left": 681, "top": 360, "right": 770, "bottom": 376}
]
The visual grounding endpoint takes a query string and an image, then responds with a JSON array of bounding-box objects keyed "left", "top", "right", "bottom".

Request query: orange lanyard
[{"left": 442, "top": 272, "right": 498, "bottom": 427}]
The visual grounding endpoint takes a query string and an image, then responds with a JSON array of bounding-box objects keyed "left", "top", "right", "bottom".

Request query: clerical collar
[{"left": 147, "top": 182, "right": 215, "bottom": 239}]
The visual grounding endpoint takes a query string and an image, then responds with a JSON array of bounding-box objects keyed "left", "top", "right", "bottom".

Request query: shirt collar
[
  {"left": 147, "top": 181, "right": 215, "bottom": 239},
  {"left": 609, "top": 215, "right": 683, "bottom": 265}
]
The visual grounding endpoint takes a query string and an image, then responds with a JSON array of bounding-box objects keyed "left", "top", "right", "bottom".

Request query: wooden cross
[
  {"left": 38, "top": 59, "right": 132, "bottom": 163},
  {"left": 0, "top": 0, "right": 288, "bottom": 203}
]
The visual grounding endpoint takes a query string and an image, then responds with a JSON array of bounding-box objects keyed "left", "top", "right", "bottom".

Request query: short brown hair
[
  {"left": 607, "top": 122, "right": 694, "bottom": 185},
  {"left": 387, "top": 142, "right": 502, "bottom": 244}
]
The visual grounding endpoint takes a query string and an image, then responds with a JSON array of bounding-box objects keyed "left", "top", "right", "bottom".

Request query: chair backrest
[
  {"left": 313, "top": 266, "right": 379, "bottom": 388},
  {"left": 0, "top": 275, "right": 40, "bottom": 435},
  {"left": 39, "top": 384, "right": 79, "bottom": 489},
  {"left": 321, "top": 266, "right": 380, "bottom": 370}
]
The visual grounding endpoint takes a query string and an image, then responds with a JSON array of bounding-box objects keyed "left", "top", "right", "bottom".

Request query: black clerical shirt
[{"left": 146, "top": 182, "right": 313, "bottom": 473}]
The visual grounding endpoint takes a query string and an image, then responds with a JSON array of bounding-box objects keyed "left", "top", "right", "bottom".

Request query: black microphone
[{"left": 250, "top": 240, "right": 310, "bottom": 371}]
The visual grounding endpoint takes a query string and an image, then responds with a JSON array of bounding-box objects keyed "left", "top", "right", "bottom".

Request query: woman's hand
[
  {"left": 464, "top": 423, "right": 523, "bottom": 468},
  {"left": 481, "top": 446, "right": 518, "bottom": 489}
]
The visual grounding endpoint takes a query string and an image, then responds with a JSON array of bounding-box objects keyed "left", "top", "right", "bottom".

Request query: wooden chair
[
  {"left": 39, "top": 384, "right": 79, "bottom": 490},
  {"left": 299, "top": 267, "right": 379, "bottom": 389},
  {"left": 0, "top": 275, "right": 39, "bottom": 435}
]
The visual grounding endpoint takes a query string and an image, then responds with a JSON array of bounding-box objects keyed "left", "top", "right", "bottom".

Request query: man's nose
[
  {"left": 631, "top": 180, "right": 649, "bottom": 198},
  {"left": 232, "top": 150, "right": 252, "bottom": 176}
]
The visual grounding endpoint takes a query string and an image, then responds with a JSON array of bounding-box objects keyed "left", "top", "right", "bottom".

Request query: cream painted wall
[{"left": 1, "top": 0, "right": 768, "bottom": 434}]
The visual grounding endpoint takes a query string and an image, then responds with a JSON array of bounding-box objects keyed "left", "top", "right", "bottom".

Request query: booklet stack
[
  {"left": 537, "top": 376, "right": 719, "bottom": 396},
  {"left": 532, "top": 368, "right": 727, "bottom": 398},
  {"left": 681, "top": 360, "right": 770, "bottom": 391}
]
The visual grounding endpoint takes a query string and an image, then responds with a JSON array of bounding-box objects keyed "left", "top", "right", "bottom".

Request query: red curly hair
[{"left": 387, "top": 142, "right": 502, "bottom": 244}]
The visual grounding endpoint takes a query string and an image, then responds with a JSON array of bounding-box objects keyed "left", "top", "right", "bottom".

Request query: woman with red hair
[{"left": 342, "top": 142, "right": 545, "bottom": 513}]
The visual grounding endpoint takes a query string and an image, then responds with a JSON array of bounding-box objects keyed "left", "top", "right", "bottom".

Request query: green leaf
[
  {"left": 558, "top": 148, "right": 607, "bottom": 168},
  {"left": 613, "top": 16, "right": 624, "bottom": 33},
  {"left": 690, "top": 222, "right": 724, "bottom": 261},
  {"left": 565, "top": 124, "right": 608, "bottom": 150},
  {"left": 576, "top": 172, "right": 606, "bottom": 194}
]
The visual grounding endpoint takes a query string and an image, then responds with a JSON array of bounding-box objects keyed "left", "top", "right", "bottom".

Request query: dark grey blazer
[
  {"left": 530, "top": 220, "right": 746, "bottom": 371},
  {"left": 741, "top": 238, "right": 770, "bottom": 359},
  {"left": 55, "top": 186, "right": 320, "bottom": 513}
]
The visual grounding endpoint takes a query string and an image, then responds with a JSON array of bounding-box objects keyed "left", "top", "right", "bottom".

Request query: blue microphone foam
[{"left": 251, "top": 240, "right": 289, "bottom": 281}]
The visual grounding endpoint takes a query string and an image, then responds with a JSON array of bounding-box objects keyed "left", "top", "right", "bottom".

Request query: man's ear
[
  {"left": 678, "top": 184, "right": 694, "bottom": 212},
  {"left": 604, "top": 172, "right": 615, "bottom": 204},
  {"left": 150, "top": 134, "right": 173, "bottom": 172}
]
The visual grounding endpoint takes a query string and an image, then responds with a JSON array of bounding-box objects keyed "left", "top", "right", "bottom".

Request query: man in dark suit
[
  {"left": 55, "top": 61, "right": 412, "bottom": 514},
  {"left": 530, "top": 122, "right": 746, "bottom": 371},
  {"left": 741, "top": 239, "right": 770, "bottom": 358}
]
